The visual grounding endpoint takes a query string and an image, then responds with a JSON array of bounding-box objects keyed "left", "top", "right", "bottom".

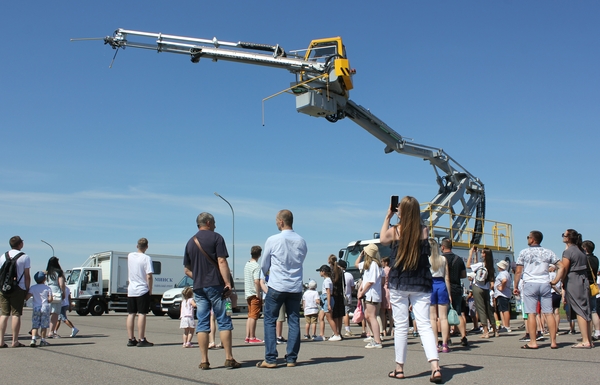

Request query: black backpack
[{"left": 0, "top": 252, "right": 25, "bottom": 295}]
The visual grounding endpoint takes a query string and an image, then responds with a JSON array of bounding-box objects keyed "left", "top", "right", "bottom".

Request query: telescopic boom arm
[{"left": 103, "top": 29, "right": 485, "bottom": 243}]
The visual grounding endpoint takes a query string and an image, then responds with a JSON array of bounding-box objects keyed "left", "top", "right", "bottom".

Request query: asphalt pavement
[{"left": 1, "top": 309, "right": 598, "bottom": 384}]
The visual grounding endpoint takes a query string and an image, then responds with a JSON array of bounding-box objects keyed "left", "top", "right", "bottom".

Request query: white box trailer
[{"left": 66, "top": 251, "right": 183, "bottom": 316}]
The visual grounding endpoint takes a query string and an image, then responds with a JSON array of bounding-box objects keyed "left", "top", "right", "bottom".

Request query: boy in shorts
[
  {"left": 26, "top": 271, "right": 52, "bottom": 347},
  {"left": 302, "top": 280, "right": 319, "bottom": 339},
  {"left": 56, "top": 286, "right": 79, "bottom": 337}
]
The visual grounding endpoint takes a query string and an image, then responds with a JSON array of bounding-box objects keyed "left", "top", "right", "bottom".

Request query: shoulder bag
[
  {"left": 587, "top": 259, "right": 599, "bottom": 297},
  {"left": 193, "top": 237, "right": 227, "bottom": 290}
]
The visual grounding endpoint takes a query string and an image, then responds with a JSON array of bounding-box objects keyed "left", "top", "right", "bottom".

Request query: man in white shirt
[
  {"left": 126, "top": 238, "right": 154, "bottom": 347},
  {"left": 0, "top": 236, "right": 31, "bottom": 348},
  {"left": 514, "top": 231, "right": 559, "bottom": 349}
]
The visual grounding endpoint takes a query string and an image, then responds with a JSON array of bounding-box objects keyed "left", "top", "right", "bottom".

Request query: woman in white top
[
  {"left": 355, "top": 243, "right": 383, "bottom": 349},
  {"left": 428, "top": 239, "right": 452, "bottom": 352},
  {"left": 466, "top": 247, "right": 497, "bottom": 338}
]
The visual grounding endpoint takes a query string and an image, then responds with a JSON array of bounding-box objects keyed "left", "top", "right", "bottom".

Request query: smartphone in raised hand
[{"left": 390, "top": 195, "right": 399, "bottom": 212}]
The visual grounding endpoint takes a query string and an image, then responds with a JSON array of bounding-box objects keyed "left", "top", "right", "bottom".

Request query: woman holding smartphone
[
  {"left": 379, "top": 196, "right": 441, "bottom": 383},
  {"left": 466, "top": 246, "right": 497, "bottom": 338}
]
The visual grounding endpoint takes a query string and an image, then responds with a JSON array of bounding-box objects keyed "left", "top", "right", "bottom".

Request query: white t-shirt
[
  {"left": 302, "top": 289, "right": 319, "bottom": 316},
  {"left": 29, "top": 283, "right": 51, "bottom": 310},
  {"left": 127, "top": 252, "right": 154, "bottom": 297},
  {"left": 0, "top": 250, "right": 31, "bottom": 291},
  {"left": 494, "top": 270, "right": 511, "bottom": 298},
  {"left": 343, "top": 271, "right": 355, "bottom": 302},
  {"left": 359, "top": 262, "right": 382, "bottom": 302},
  {"left": 516, "top": 246, "right": 558, "bottom": 283},
  {"left": 470, "top": 262, "right": 490, "bottom": 290},
  {"left": 62, "top": 286, "right": 71, "bottom": 307},
  {"left": 321, "top": 277, "right": 333, "bottom": 296}
]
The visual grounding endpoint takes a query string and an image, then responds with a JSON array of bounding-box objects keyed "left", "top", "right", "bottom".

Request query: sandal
[
  {"left": 208, "top": 342, "right": 215, "bottom": 349},
  {"left": 388, "top": 369, "right": 405, "bottom": 379},
  {"left": 198, "top": 362, "right": 210, "bottom": 370},
  {"left": 11, "top": 342, "right": 25, "bottom": 348},
  {"left": 214, "top": 343, "right": 223, "bottom": 349},
  {"left": 224, "top": 358, "right": 242, "bottom": 369},
  {"left": 430, "top": 369, "right": 442, "bottom": 383},
  {"left": 571, "top": 343, "right": 592, "bottom": 349}
]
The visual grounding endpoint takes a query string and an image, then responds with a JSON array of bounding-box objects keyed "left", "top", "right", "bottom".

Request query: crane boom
[{"left": 102, "top": 28, "right": 485, "bottom": 243}]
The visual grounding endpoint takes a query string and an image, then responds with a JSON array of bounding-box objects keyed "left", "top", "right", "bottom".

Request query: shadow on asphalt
[{"left": 410, "top": 363, "right": 484, "bottom": 382}]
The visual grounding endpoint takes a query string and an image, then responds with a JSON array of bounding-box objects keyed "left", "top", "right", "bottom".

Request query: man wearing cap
[
  {"left": 513, "top": 231, "right": 559, "bottom": 349},
  {"left": 494, "top": 260, "right": 512, "bottom": 333},
  {"left": 0, "top": 236, "right": 31, "bottom": 348},
  {"left": 257, "top": 210, "right": 307, "bottom": 368},
  {"left": 440, "top": 239, "right": 469, "bottom": 346},
  {"left": 338, "top": 260, "right": 355, "bottom": 336}
]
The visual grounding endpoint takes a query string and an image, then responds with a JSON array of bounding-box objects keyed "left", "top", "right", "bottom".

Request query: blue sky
[{"left": 1, "top": 1, "right": 599, "bottom": 281}]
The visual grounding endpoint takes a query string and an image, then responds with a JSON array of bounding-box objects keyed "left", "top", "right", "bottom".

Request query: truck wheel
[
  {"left": 167, "top": 306, "right": 180, "bottom": 319},
  {"left": 152, "top": 308, "right": 165, "bottom": 316},
  {"left": 89, "top": 300, "right": 106, "bottom": 316},
  {"left": 76, "top": 310, "right": 89, "bottom": 316}
]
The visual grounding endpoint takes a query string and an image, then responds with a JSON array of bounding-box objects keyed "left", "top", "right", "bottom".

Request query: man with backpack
[
  {"left": 441, "top": 238, "right": 469, "bottom": 347},
  {"left": 0, "top": 236, "right": 31, "bottom": 348}
]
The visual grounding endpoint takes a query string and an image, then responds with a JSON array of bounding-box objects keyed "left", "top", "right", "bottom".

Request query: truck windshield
[
  {"left": 345, "top": 244, "right": 393, "bottom": 267},
  {"left": 67, "top": 269, "right": 81, "bottom": 285},
  {"left": 175, "top": 276, "right": 194, "bottom": 288}
]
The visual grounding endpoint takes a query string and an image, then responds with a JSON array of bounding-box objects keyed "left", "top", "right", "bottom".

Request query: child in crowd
[
  {"left": 55, "top": 286, "right": 79, "bottom": 337},
  {"left": 315, "top": 264, "right": 335, "bottom": 341},
  {"left": 302, "top": 280, "right": 320, "bottom": 339},
  {"left": 26, "top": 271, "right": 53, "bottom": 347},
  {"left": 180, "top": 287, "right": 196, "bottom": 348}
]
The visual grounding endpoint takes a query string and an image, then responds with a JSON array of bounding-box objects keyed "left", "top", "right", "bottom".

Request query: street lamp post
[
  {"left": 41, "top": 239, "right": 55, "bottom": 256},
  {"left": 214, "top": 192, "right": 235, "bottom": 279}
]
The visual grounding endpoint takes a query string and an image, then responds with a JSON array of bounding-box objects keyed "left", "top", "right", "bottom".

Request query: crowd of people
[{"left": 2, "top": 199, "right": 599, "bottom": 383}]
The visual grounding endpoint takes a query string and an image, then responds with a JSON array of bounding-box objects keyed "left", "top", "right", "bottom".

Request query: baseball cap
[
  {"left": 34, "top": 271, "right": 46, "bottom": 283},
  {"left": 316, "top": 264, "right": 331, "bottom": 273}
]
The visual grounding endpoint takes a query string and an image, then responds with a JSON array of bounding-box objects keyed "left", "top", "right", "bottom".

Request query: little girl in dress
[{"left": 180, "top": 287, "right": 196, "bottom": 348}]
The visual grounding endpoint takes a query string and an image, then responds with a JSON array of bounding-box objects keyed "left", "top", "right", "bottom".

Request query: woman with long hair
[
  {"left": 355, "top": 243, "right": 383, "bottom": 349},
  {"left": 328, "top": 254, "right": 345, "bottom": 339},
  {"left": 429, "top": 238, "right": 452, "bottom": 353},
  {"left": 379, "top": 196, "right": 441, "bottom": 383},
  {"left": 551, "top": 229, "right": 593, "bottom": 348},
  {"left": 46, "top": 256, "right": 66, "bottom": 338},
  {"left": 466, "top": 247, "right": 497, "bottom": 338}
]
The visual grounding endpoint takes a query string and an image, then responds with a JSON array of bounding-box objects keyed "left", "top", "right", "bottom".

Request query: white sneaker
[
  {"left": 70, "top": 328, "right": 79, "bottom": 337},
  {"left": 363, "top": 336, "right": 373, "bottom": 343},
  {"left": 365, "top": 341, "right": 382, "bottom": 349},
  {"left": 329, "top": 335, "right": 342, "bottom": 341}
]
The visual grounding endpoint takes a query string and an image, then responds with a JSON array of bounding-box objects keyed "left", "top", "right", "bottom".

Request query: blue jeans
[
  {"left": 193, "top": 285, "right": 233, "bottom": 333},
  {"left": 264, "top": 288, "right": 302, "bottom": 364}
]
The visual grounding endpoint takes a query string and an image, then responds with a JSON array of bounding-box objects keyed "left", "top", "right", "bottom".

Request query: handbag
[
  {"left": 351, "top": 299, "right": 364, "bottom": 324},
  {"left": 587, "top": 259, "right": 599, "bottom": 297},
  {"left": 447, "top": 304, "right": 460, "bottom": 326},
  {"left": 52, "top": 292, "right": 63, "bottom": 304}
]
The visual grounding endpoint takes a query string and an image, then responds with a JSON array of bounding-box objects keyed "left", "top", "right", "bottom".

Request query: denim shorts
[
  {"left": 194, "top": 285, "right": 233, "bottom": 333},
  {"left": 58, "top": 305, "right": 69, "bottom": 321}
]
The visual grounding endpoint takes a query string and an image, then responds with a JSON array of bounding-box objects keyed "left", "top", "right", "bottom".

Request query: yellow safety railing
[{"left": 421, "top": 203, "right": 513, "bottom": 252}]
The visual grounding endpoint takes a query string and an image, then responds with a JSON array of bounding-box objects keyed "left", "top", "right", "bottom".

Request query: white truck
[{"left": 66, "top": 251, "right": 183, "bottom": 316}]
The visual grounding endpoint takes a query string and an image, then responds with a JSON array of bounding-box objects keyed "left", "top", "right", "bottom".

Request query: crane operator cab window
[{"left": 306, "top": 43, "right": 338, "bottom": 62}]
